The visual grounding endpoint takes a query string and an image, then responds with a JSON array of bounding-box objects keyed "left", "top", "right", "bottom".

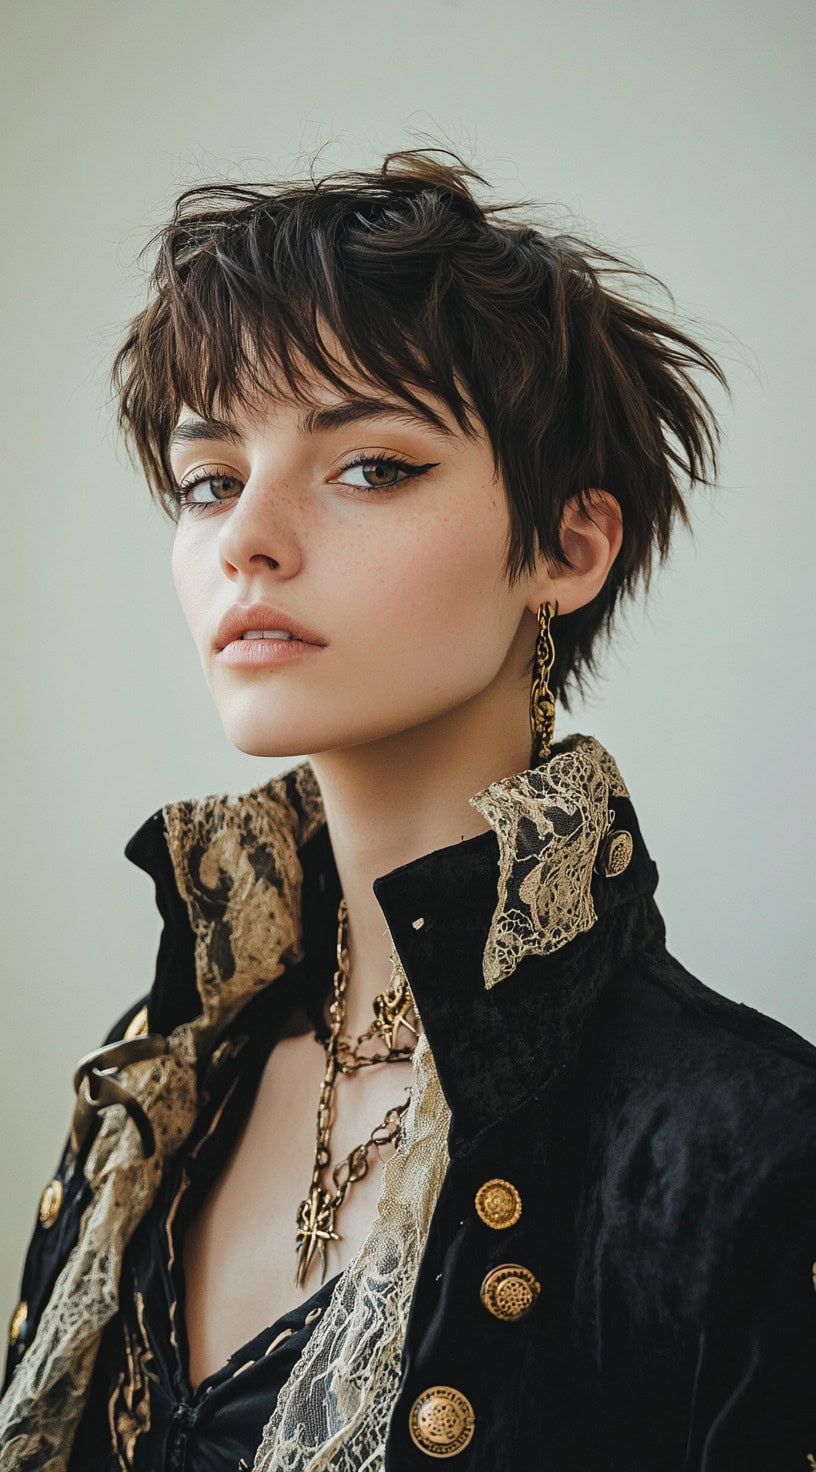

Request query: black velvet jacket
[{"left": 3, "top": 734, "right": 816, "bottom": 1470}]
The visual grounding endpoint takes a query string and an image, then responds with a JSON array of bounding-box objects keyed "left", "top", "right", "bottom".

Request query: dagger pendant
[{"left": 294, "top": 1183, "right": 340, "bottom": 1288}]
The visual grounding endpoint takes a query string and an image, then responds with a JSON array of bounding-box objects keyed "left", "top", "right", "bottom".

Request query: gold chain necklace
[{"left": 294, "top": 896, "right": 420, "bottom": 1288}]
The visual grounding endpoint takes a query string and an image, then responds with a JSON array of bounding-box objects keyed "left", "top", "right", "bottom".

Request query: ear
[{"left": 526, "top": 489, "right": 623, "bottom": 617}]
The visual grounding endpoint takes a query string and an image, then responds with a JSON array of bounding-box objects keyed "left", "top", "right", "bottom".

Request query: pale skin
[{"left": 169, "top": 328, "right": 623, "bottom": 1387}]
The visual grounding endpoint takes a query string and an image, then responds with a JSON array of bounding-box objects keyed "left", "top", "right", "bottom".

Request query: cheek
[
  {"left": 343, "top": 504, "right": 509, "bottom": 652},
  {"left": 170, "top": 532, "right": 208, "bottom": 634}
]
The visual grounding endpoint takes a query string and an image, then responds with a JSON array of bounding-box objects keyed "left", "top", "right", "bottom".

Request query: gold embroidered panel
[{"left": 469, "top": 733, "right": 629, "bottom": 989}]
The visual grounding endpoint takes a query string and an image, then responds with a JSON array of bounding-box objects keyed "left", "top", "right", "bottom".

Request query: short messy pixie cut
[{"left": 109, "top": 147, "right": 730, "bottom": 711}]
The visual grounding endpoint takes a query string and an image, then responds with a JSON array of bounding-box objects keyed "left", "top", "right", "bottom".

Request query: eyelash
[{"left": 169, "top": 452, "right": 434, "bottom": 514}]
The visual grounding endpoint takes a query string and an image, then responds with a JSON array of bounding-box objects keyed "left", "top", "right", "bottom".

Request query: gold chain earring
[{"left": 529, "top": 600, "right": 558, "bottom": 766}]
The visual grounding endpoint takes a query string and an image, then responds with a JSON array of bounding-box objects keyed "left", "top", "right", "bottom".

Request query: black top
[{"left": 68, "top": 969, "right": 343, "bottom": 1472}]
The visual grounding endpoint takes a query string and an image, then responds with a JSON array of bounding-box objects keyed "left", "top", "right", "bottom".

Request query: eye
[
  {"left": 171, "top": 469, "right": 241, "bottom": 511},
  {"left": 335, "top": 452, "right": 435, "bottom": 492}
]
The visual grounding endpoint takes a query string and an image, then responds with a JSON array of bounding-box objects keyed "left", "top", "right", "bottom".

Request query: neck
[{"left": 307, "top": 683, "right": 534, "bottom": 1041}]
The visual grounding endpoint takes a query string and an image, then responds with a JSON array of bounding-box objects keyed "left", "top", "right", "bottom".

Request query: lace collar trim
[{"left": 161, "top": 730, "right": 630, "bottom": 1028}]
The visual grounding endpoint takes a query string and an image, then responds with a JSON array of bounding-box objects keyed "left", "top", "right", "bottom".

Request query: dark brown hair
[{"left": 109, "top": 146, "right": 730, "bottom": 710}]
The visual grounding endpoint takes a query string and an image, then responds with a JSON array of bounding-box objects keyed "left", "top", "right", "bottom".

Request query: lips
[{"left": 215, "top": 601, "right": 326, "bottom": 651}]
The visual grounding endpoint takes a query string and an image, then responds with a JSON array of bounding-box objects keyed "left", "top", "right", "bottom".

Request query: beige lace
[{"left": 471, "top": 732, "right": 628, "bottom": 988}]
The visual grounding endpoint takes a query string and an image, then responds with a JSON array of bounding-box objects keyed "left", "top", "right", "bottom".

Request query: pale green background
[{"left": 2, "top": 0, "right": 814, "bottom": 1330}]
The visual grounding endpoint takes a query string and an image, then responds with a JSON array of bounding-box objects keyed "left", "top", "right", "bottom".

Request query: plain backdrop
[{"left": 2, "top": 0, "right": 814, "bottom": 1326}]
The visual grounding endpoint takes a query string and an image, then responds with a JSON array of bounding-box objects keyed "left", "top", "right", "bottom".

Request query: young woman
[{"left": 2, "top": 149, "right": 814, "bottom": 1471}]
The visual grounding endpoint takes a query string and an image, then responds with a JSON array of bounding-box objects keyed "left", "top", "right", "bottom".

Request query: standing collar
[
  {"left": 124, "top": 733, "right": 664, "bottom": 1141},
  {"left": 372, "top": 779, "right": 662, "bottom": 1143}
]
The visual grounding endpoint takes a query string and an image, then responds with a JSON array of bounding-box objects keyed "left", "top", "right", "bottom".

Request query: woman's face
[{"left": 170, "top": 349, "right": 547, "bottom": 761}]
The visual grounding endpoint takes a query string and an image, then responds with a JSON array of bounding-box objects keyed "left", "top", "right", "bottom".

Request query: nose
[{"left": 217, "top": 478, "right": 303, "bottom": 582}]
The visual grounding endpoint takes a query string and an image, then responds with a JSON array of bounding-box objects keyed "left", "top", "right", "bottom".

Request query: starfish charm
[
  {"left": 294, "top": 1183, "right": 340, "bottom": 1287},
  {"left": 372, "top": 984, "right": 420, "bottom": 1052}
]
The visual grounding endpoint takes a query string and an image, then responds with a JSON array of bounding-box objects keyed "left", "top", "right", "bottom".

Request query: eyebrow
[{"left": 168, "top": 396, "right": 457, "bottom": 450}]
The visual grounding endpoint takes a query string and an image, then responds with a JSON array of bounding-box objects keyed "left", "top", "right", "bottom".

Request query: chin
[
  {"left": 223, "top": 727, "right": 310, "bottom": 761},
  {"left": 218, "top": 710, "right": 349, "bottom": 760},
  {"left": 214, "top": 695, "right": 424, "bottom": 761},
  {"left": 207, "top": 656, "right": 425, "bottom": 758}
]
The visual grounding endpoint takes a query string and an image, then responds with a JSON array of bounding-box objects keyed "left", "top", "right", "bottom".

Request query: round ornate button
[
  {"left": 123, "top": 1004, "right": 149, "bottom": 1040},
  {"left": 480, "top": 1263, "right": 541, "bottom": 1321},
  {"left": 474, "top": 1178, "right": 522, "bottom": 1230},
  {"left": 38, "top": 1177, "right": 63, "bottom": 1228},
  {"left": 8, "top": 1300, "right": 27, "bottom": 1346},
  {"left": 408, "top": 1386, "right": 475, "bottom": 1457},
  {"left": 595, "top": 829, "right": 633, "bottom": 878}
]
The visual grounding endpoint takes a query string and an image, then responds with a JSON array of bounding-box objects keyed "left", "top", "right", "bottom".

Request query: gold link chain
[{"left": 294, "top": 897, "right": 420, "bottom": 1288}]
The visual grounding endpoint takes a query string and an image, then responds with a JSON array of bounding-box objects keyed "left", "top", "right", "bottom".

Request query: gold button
[
  {"left": 480, "top": 1263, "right": 540, "bottom": 1322},
  {"left": 474, "top": 1178, "right": 522, "bottom": 1230},
  {"left": 38, "top": 1177, "right": 64, "bottom": 1228},
  {"left": 123, "top": 1004, "right": 149, "bottom": 1039},
  {"left": 8, "top": 1300, "right": 27, "bottom": 1346},
  {"left": 408, "top": 1386, "right": 475, "bottom": 1457},
  {"left": 595, "top": 829, "right": 633, "bottom": 878}
]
